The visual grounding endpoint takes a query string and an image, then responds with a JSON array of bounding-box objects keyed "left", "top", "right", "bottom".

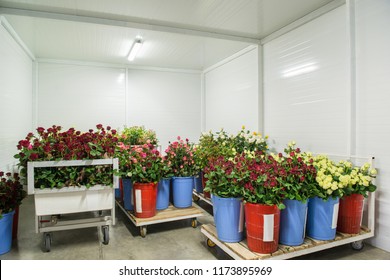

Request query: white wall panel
[
  {"left": 355, "top": 0, "right": 390, "bottom": 252},
  {"left": 263, "top": 6, "right": 348, "bottom": 154},
  {"left": 127, "top": 69, "right": 201, "bottom": 150},
  {"left": 0, "top": 24, "right": 32, "bottom": 172},
  {"left": 37, "top": 63, "right": 126, "bottom": 131},
  {"left": 204, "top": 47, "right": 259, "bottom": 134}
]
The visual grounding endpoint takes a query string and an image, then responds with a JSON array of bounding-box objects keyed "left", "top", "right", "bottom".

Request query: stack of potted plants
[
  {"left": 116, "top": 125, "right": 158, "bottom": 210},
  {"left": 116, "top": 143, "right": 164, "bottom": 218},
  {"left": 276, "top": 142, "right": 317, "bottom": 246},
  {"left": 164, "top": 136, "right": 198, "bottom": 208},
  {"left": 335, "top": 160, "right": 377, "bottom": 234}
]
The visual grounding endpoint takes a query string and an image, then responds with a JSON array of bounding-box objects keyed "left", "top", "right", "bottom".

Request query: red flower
[
  {"left": 96, "top": 124, "right": 103, "bottom": 130},
  {"left": 37, "top": 127, "right": 45, "bottom": 134}
]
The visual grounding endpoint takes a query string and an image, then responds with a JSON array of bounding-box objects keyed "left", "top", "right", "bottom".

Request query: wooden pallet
[
  {"left": 201, "top": 224, "right": 372, "bottom": 260},
  {"left": 116, "top": 201, "right": 204, "bottom": 237}
]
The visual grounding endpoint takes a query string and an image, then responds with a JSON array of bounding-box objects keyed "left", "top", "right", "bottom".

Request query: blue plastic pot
[
  {"left": 122, "top": 178, "right": 133, "bottom": 211},
  {"left": 307, "top": 196, "right": 340, "bottom": 240},
  {"left": 156, "top": 178, "right": 171, "bottom": 210},
  {"left": 172, "top": 176, "right": 194, "bottom": 208},
  {"left": 279, "top": 199, "right": 308, "bottom": 246},
  {"left": 193, "top": 172, "right": 203, "bottom": 193},
  {"left": 212, "top": 195, "right": 244, "bottom": 243},
  {"left": 0, "top": 210, "right": 15, "bottom": 255}
]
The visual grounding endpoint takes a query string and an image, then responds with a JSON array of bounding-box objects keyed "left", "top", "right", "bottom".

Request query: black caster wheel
[
  {"left": 193, "top": 194, "right": 200, "bottom": 202},
  {"left": 191, "top": 218, "right": 198, "bottom": 228},
  {"left": 207, "top": 238, "right": 216, "bottom": 248},
  {"left": 102, "top": 225, "right": 109, "bottom": 245},
  {"left": 140, "top": 226, "right": 147, "bottom": 238},
  {"left": 351, "top": 241, "right": 364, "bottom": 251},
  {"left": 43, "top": 233, "right": 52, "bottom": 252}
]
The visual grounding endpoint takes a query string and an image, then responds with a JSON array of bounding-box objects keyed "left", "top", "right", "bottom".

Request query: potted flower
[
  {"left": 203, "top": 153, "right": 246, "bottom": 243},
  {"left": 156, "top": 157, "right": 174, "bottom": 210},
  {"left": 307, "top": 155, "right": 344, "bottom": 240},
  {"left": 0, "top": 172, "right": 26, "bottom": 255},
  {"left": 275, "top": 142, "right": 317, "bottom": 246},
  {"left": 239, "top": 151, "right": 285, "bottom": 254},
  {"left": 116, "top": 143, "right": 164, "bottom": 218},
  {"left": 336, "top": 160, "right": 377, "bottom": 234},
  {"left": 196, "top": 129, "right": 235, "bottom": 197},
  {"left": 116, "top": 126, "right": 158, "bottom": 203},
  {"left": 164, "top": 137, "right": 198, "bottom": 208}
]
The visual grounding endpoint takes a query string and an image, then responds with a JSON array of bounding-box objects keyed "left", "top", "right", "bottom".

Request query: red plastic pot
[
  {"left": 245, "top": 202, "right": 280, "bottom": 254},
  {"left": 337, "top": 193, "right": 364, "bottom": 234},
  {"left": 132, "top": 182, "right": 158, "bottom": 218}
]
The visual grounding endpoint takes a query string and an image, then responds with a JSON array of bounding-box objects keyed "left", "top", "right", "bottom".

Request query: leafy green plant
[{"left": 119, "top": 126, "right": 158, "bottom": 146}]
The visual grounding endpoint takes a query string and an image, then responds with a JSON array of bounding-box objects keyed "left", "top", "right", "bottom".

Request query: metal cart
[
  {"left": 192, "top": 190, "right": 213, "bottom": 206},
  {"left": 27, "top": 158, "right": 119, "bottom": 252},
  {"left": 201, "top": 156, "right": 376, "bottom": 260},
  {"left": 116, "top": 201, "right": 204, "bottom": 237}
]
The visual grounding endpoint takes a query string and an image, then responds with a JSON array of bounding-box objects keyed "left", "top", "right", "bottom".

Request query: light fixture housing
[{"left": 127, "top": 38, "right": 143, "bottom": 61}]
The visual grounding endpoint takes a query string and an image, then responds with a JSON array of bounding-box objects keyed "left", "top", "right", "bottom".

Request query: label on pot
[
  {"left": 332, "top": 203, "right": 339, "bottom": 229},
  {"left": 135, "top": 189, "right": 142, "bottom": 213},
  {"left": 263, "top": 214, "right": 274, "bottom": 242},
  {"left": 238, "top": 202, "right": 244, "bottom": 233}
]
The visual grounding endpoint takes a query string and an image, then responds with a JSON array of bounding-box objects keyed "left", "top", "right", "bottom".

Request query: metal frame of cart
[
  {"left": 201, "top": 156, "right": 376, "bottom": 260},
  {"left": 192, "top": 190, "right": 213, "bottom": 206},
  {"left": 27, "top": 158, "right": 119, "bottom": 252},
  {"left": 116, "top": 201, "right": 204, "bottom": 237}
]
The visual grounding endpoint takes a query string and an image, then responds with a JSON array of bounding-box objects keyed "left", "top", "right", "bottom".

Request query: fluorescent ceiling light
[
  {"left": 127, "top": 38, "right": 143, "bottom": 61},
  {"left": 282, "top": 62, "right": 318, "bottom": 78}
]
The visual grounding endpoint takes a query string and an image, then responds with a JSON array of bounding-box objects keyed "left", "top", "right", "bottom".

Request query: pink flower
[
  {"left": 183, "top": 156, "right": 187, "bottom": 161},
  {"left": 177, "top": 136, "right": 181, "bottom": 140}
]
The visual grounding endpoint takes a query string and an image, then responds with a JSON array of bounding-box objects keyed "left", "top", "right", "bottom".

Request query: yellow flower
[
  {"left": 370, "top": 169, "right": 377, "bottom": 176},
  {"left": 265, "top": 135, "right": 269, "bottom": 139},
  {"left": 242, "top": 125, "right": 245, "bottom": 130}
]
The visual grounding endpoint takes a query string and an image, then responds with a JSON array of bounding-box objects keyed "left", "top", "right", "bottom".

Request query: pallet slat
[{"left": 201, "top": 224, "right": 372, "bottom": 260}]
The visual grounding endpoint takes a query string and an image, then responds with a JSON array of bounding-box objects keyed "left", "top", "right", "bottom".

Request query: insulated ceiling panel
[
  {"left": 0, "top": 0, "right": 337, "bottom": 38},
  {"left": 4, "top": 14, "right": 251, "bottom": 69}
]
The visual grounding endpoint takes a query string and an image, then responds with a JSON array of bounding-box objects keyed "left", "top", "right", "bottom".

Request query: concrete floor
[{"left": 1, "top": 195, "right": 390, "bottom": 260}]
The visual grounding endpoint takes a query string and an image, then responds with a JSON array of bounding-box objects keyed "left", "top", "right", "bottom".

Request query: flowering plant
[
  {"left": 312, "top": 155, "right": 346, "bottom": 199},
  {"left": 232, "top": 126, "right": 268, "bottom": 154},
  {"left": 0, "top": 171, "right": 26, "bottom": 218},
  {"left": 115, "top": 143, "right": 163, "bottom": 183},
  {"left": 196, "top": 126, "right": 268, "bottom": 171},
  {"left": 203, "top": 153, "right": 244, "bottom": 198},
  {"left": 14, "top": 124, "right": 118, "bottom": 188},
  {"left": 164, "top": 137, "right": 198, "bottom": 177},
  {"left": 119, "top": 126, "right": 158, "bottom": 146},
  {"left": 239, "top": 151, "right": 285, "bottom": 209},
  {"left": 196, "top": 129, "right": 235, "bottom": 170},
  {"left": 270, "top": 142, "right": 317, "bottom": 202},
  {"left": 339, "top": 161, "right": 377, "bottom": 197}
]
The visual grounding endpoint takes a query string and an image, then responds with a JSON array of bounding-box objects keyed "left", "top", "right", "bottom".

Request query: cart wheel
[
  {"left": 351, "top": 241, "right": 364, "bottom": 251},
  {"left": 43, "top": 233, "right": 52, "bottom": 252},
  {"left": 207, "top": 238, "right": 216, "bottom": 248},
  {"left": 191, "top": 218, "right": 198, "bottom": 228},
  {"left": 102, "top": 226, "right": 109, "bottom": 245},
  {"left": 193, "top": 194, "right": 200, "bottom": 202},
  {"left": 140, "top": 226, "right": 147, "bottom": 238}
]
